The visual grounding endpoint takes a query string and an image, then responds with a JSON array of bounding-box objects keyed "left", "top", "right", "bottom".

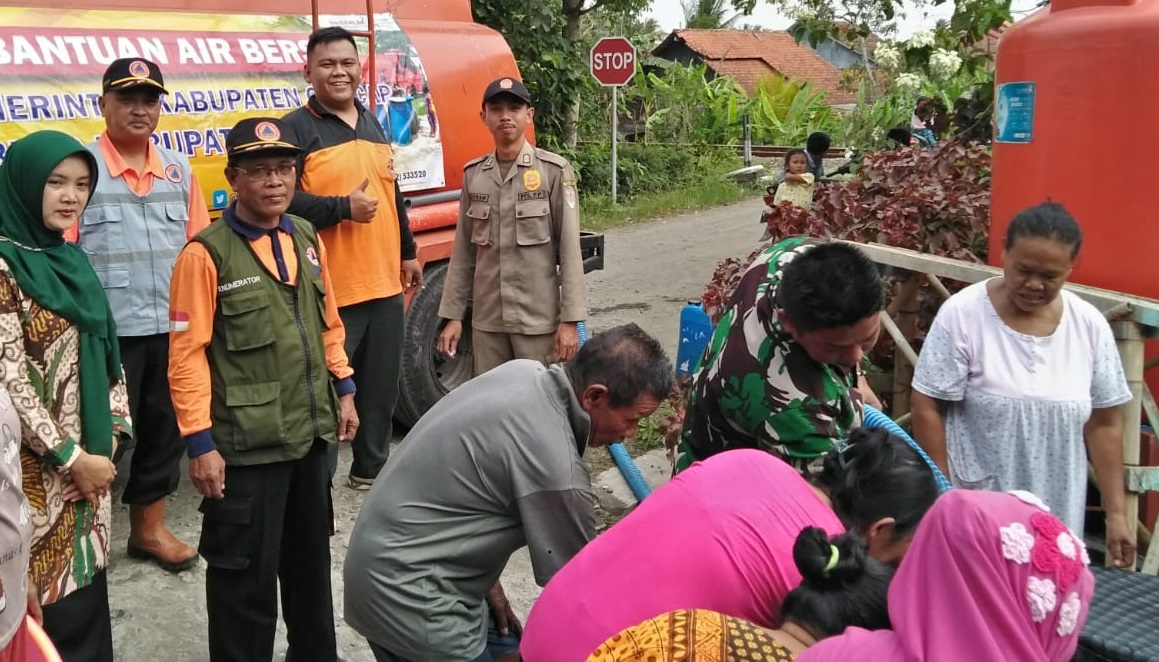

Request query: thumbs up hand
[{"left": 349, "top": 178, "right": 379, "bottom": 222}]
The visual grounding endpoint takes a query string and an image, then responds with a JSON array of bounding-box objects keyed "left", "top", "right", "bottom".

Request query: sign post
[{"left": 590, "top": 36, "right": 636, "bottom": 204}]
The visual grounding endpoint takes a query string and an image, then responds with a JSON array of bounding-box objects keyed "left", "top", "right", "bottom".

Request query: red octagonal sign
[{"left": 590, "top": 36, "right": 636, "bottom": 87}]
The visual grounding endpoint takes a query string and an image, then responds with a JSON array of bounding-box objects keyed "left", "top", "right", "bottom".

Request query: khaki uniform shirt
[{"left": 439, "top": 140, "right": 588, "bottom": 335}]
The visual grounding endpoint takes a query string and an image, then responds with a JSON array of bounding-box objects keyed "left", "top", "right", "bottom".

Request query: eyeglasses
[{"left": 234, "top": 163, "right": 295, "bottom": 180}]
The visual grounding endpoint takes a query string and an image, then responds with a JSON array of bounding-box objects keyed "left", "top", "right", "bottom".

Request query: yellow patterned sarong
[{"left": 587, "top": 609, "right": 796, "bottom": 661}]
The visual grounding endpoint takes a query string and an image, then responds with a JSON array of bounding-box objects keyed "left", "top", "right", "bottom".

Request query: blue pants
[{"left": 367, "top": 623, "right": 520, "bottom": 662}]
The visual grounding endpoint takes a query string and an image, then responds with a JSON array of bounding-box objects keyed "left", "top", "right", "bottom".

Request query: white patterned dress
[{"left": 913, "top": 279, "right": 1132, "bottom": 534}]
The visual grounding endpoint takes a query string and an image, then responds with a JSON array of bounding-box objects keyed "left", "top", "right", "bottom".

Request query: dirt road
[
  {"left": 583, "top": 198, "right": 761, "bottom": 343},
  {"left": 105, "top": 197, "right": 764, "bottom": 661}
]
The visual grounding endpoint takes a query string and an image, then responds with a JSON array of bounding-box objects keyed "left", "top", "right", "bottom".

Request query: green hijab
[{"left": 0, "top": 130, "right": 121, "bottom": 458}]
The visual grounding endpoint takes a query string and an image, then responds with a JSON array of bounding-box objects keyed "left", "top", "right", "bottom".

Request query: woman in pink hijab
[{"left": 798, "top": 489, "right": 1095, "bottom": 662}]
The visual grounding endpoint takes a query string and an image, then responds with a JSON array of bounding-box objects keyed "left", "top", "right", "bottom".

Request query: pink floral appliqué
[
  {"left": 1001, "top": 522, "right": 1034, "bottom": 564},
  {"left": 1030, "top": 513, "right": 1084, "bottom": 589},
  {"left": 1009, "top": 490, "right": 1051, "bottom": 512},
  {"left": 1027, "top": 576, "right": 1058, "bottom": 623},
  {"left": 1058, "top": 592, "right": 1082, "bottom": 637},
  {"left": 1056, "top": 533, "right": 1077, "bottom": 560}
]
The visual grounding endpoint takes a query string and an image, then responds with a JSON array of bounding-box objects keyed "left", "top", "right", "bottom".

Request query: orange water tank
[{"left": 992, "top": 0, "right": 1159, "bottom": 394}]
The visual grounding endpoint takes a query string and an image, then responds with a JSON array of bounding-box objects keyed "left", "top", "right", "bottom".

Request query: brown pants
[{"left": 473, "top": 329, "right": 556, "bottom": 377}]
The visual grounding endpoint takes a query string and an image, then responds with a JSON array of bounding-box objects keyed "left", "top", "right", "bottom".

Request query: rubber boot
[{"left": 127, "top": 500, "right": 198, "bottom": 572}]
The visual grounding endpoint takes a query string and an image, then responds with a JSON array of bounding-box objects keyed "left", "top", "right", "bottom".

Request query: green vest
[{"left": 195, "top": 215, "right": 338, "bottom": 466}]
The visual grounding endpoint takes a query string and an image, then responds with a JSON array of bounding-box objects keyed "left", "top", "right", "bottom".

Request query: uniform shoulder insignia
[
  {"left": 534, "top": 148, "right": 569, "bottom": 169},
  {"left": 464, "top": 154, "right": 489, "bottom": 170}
]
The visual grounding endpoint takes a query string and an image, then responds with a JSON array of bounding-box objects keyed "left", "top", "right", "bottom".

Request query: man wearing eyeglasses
[
  {"left": 167, "top": 117, "right": 358, "bottom": 662},
  {"left": 68, "top": 57, "right": 212, "bottom": 573}
]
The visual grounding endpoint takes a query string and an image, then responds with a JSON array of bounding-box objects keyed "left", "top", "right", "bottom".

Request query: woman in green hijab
[{"left": 0, "top": 130, "right": 131, "bottom": 662}]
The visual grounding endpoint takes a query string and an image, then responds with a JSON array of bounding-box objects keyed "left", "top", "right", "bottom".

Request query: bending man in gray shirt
[{"left": 344, "top": 323, "right": 673, "bottom": 662}]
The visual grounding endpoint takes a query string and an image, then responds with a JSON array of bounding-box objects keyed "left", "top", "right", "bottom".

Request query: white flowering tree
[
  {"left": 759, "top": 0, "right": 1013, "bottom": 147},
  {"left": 879, "top": 19, "right": 1004, "bottom": 142}
]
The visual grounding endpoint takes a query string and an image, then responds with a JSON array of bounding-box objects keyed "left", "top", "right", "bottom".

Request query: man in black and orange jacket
[{"left": 284, "top": 26, "right": 423, "bottom": 489}]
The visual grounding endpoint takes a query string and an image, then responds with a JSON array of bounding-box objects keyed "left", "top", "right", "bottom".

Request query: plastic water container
[
  {"left": 993, "top": 0, "right": 1159, "bottom": 297},
  {"left": 387, "top": 98, "right": 414, "bottom": 144},
  {"left": 991, "top": 0, "right": 1159, "bottom": 397},
  {"left": 676, "top": 302, "right": 714, "bottom": 378}
]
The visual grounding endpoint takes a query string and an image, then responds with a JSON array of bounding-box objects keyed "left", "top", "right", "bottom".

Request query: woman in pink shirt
[
  {"left": 519, "top": 428, "right": 940, "bottom": 662},
  {"left": 587, "top": 527, "right": 896, "bottom": 661},
  {"left": 797, "top": 489, "right": 1094, "bottom": 662}
]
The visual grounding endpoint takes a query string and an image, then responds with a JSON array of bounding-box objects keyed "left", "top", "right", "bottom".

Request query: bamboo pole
[
  {"left": 925, "top": 273, "right": 952, "bottom": 301},
  {"left": 887, "top": 277, "right": 922, "bottom": 419},
  {"left": 1104, "top": 303, "right": 1133, "bottom": 321},
  {"left": 880, "top": 311, "right": 919, "bottom": 366},
  {"left": 1141, "top": 384, "right": 1159, "bottom": 574},
  {"left": 1113, "top": 321, "right": 1144, "bottom": 571}
]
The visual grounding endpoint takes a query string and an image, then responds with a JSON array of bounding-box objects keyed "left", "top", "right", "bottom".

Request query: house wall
[
  {"left": 812, "top": 38, "right": 869, "bottom": 70},
  {"left": 652, "top": 42, "right": 718, "bottom": 81}
]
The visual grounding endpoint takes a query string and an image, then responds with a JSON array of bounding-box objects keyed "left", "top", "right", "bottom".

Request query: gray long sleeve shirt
[{"left": 343, "top": 361, "right": 597, "bottom": 661}]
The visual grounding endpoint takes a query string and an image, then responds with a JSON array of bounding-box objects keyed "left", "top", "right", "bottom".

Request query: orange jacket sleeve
[
  {"left": 318, "top": 237, "right": 354, "bottom": 386},
  {"left": 186, "top": 172, "right": 212, "bottom": 240},
  {"left": 167, "top": 241, "right": 218, "bottom": 457}
]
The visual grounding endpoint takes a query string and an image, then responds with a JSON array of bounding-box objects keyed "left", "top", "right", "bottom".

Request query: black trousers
[
  {"left": 331, "top": 294, "right": 405, "bottom": 481},
  {"left": 118, "top": 334, "right": 185, "bottom": 505},
  {"left": 199, "top": 440, "right": 336, "bottom": 662},
  {"left": 40, "top": 570, "right": 113, "bottom": 662}
]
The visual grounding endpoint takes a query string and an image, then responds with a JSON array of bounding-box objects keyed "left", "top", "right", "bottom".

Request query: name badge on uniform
[
  {"left": 517, "top": 190, "right": 547, "bottom": 202},
  {"left": 470, "top": 193, "right": 490, "bottom": 203},
  {"left": 523, "top": 169, "right": 541, "bottom": 192}
]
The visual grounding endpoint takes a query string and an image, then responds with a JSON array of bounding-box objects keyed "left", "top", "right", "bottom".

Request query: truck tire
[{"left": 395, "top": 262, "right": 473, "bottom": 427}]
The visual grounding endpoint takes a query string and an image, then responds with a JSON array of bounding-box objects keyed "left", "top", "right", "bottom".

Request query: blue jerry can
[{"left": 676, "top": 302, "right": 714, "bottom": 378}]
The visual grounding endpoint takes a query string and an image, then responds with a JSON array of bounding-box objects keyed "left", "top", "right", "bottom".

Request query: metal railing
[{"left": 574, "top": 141, "right": 849, "bottom": 161}]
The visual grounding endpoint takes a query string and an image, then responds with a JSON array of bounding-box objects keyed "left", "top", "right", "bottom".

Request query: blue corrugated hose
[
  {"left": 861, "top": 403, "right": 953, "bottom": 493},
  {"left": 576, "top": 321, "right": 654, "bottom": 503}
]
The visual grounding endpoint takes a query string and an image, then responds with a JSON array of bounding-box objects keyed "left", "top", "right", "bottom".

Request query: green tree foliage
[
  {"left": 682, "top": 0, "right": 743, "bottom": 28},
  {"left": 762, "top": 0, "right": 1013, "bottom": 146},
  {"left": 745, "top": 76, "right": 837, "bottom": 145},
  {"left": 609, "top": 64, "right": 839, "bottom": 146},
  {"left": 472, "top": 2, "right": 580, "bottom": 148},
  {"left": 473, "top": 0, "right": 657, "bottom": 148}
]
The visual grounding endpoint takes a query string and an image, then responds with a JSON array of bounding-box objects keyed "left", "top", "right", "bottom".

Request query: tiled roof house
[
  {"left": 796, "top": 20, "right": 882, "bottom": 69},
  {"left": 652, "top": 29, "right": 857, "bottom": 106}
]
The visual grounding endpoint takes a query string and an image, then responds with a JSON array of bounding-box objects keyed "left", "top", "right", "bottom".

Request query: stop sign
[{"left": 590, "top": 36, "right": 636, "bottom": 87}]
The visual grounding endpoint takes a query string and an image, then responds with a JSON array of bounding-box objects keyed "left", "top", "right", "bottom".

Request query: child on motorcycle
[
  {"left": 773, "top": 149, "right": 815, "bottom": 210},
  {"left": 760, "top": 149, "right": 815, "bottom": 241}
]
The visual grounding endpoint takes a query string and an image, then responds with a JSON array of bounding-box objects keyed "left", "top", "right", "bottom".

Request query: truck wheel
[{"left": 396, "top": 262, "right": 474, "bottom": 427}]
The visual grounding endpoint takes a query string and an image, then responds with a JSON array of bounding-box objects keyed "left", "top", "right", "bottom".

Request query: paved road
[{"left": 106, "top": 197, "right": 764, "bottom": 661}]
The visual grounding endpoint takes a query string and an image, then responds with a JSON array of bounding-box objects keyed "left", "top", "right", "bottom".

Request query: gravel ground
[{"left": 105, "top": 197, "right": 765, "bottom": 661}]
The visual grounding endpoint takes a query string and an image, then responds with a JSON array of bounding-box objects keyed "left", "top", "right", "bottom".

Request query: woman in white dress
[{"left": 911, "top": 202, "right": 1135, "bottom": 568}]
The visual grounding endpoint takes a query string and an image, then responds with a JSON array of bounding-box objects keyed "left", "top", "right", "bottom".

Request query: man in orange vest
[{"left": 283, "top": 27, "right": 423, "bottom": 489}]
